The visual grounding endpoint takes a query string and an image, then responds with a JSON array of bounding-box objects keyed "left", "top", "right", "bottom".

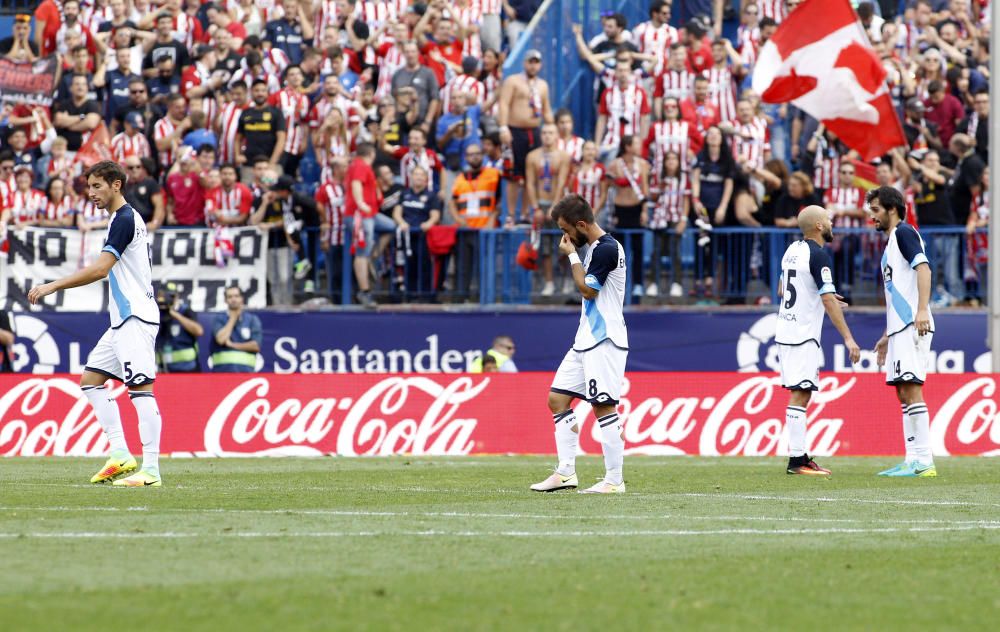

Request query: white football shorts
[
  {"left": 886, "top": 325, "right": 933, "bottom": 385},
  {"left": 85, "top": 318, "right": 159, "bottom": 386},
  {"left": 550, "top": 340, "right": 628, "bottom": 405},
  {"left": 777, "top": 341, "right": 822, "bottom": 391}
]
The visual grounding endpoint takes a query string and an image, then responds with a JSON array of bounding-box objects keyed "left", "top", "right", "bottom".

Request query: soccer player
[
  {"left": 28, "top": 161, "right": 163, "bottom": 487},
  {"left": 866, "top": 186, "right": 937, "bottom": 477},
  {"left": 776, "top": 205, "right": 860, "bottom": 476},
  {"left": 531, "top": 194, "right": 628, "bottom": 494}
]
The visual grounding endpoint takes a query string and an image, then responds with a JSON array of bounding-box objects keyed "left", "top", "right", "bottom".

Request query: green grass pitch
[{"left": 1, "top": 456, "right": 999, "bottom": 631}]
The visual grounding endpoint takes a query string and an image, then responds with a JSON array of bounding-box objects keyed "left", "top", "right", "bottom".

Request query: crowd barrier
[
  {"left": 3, "top": 373, "right": 999, "bottom": 457},
  {"left": 4, "top": 310, "right": 991, "bottom": 374}
]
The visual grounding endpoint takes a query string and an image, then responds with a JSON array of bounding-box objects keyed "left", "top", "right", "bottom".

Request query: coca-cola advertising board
[{"left": 2, "top": 373, "right": 998, "bottom": 457}]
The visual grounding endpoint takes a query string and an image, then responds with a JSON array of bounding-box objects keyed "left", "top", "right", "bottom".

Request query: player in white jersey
[
  {"left": 775, "top": 206, "right": 860, "bottom": 476},
  {"left": 866, "top": 186, "right": 937, "bottom": 478},
  {"left": 531, "top": 194, "right": 628, "bottom": 494},
  {"left": 28, "top": 161, "right": 164, "bottom": 488}
]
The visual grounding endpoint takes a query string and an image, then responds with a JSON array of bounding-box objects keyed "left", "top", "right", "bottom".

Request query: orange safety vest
[{"left": 452, "top": 167, "right": 501, "bottom": 228}]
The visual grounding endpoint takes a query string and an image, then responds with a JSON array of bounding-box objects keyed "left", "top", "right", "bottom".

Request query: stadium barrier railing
[{"left": 305, "top": 225, "right": 985, "bottom": 307}]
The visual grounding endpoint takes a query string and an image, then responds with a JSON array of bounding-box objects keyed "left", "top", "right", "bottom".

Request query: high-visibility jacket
[{"left": 451, "top": 167, "right": 501, "bottom": 228}]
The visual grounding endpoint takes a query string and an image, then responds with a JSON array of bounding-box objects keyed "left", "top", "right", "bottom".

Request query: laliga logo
[
  {"left": 736, "top": 314, "right": 780, "bottom": 373},
  {"left": 11, "top": 315, "right": 60, "bottom": 374}
]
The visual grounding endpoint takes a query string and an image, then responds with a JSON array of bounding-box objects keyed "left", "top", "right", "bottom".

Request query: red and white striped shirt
[
  {"left": 736, "top": 25, "right": 760, "bottom": 55},
  {"left": 181, "top": 63, "right": 220, "bottom": 128},
  {"left": 308, "top": 95, "right": 363, "bottom": 132},
  {"left": 482, "top": 71, "right": 500, "bottom": 117},
  {"left": 598, "top": 83, "right": 651, "bottom": 149},
  {"left": 704, "top": 66, "right": 737, "bottom": 124},
  {"left": 0, "top": 177, "right": 13, "bottom": 209},
  {"left": 313, "top": 0, "right": 340, "bottom": 46},
  {"left": 375, "top": 41, "right": 406, "bottom": 100},
  {"left": 758, "top": 0, "right": 787, "bottom": 23},
  {"left": 570, "top": 162, "right": 605, "bottom": 211},
  {"left": 229, "top": 67, "right": 281, "bottom": 94},
  {"left": 6, "top": 189, "right": 46, "bottom": 223},
  {"left": 111, "top": 131, "right": 152, "bottom": 163},
  {"left": 812, "top": 141, "right": 843, "bottom": 191},
  {"left": 318, "top": 130, "right": 354, "bottom": 182},
  {"left": 78, "top": 199, "right": 105, "bottom": 223},
  {"left": 398, "top": 148, "right": 444, "bottom": 191},
  {"left": 315, "top": 179, "right": 346, "bottom": 246},
  {"left": 218, "top": 101, "right": 248, "bottom": 165},
  {"left": 455, "top": 5, "right": 483, "bottom": 60},
  {"left": 153, "top": 116, "right": 179, "bottom": 169},
  {"left": 171, "top": 12, "right": 203, "bottom": 50},
  {"left": 214, "top": 183, "right": 254, "bottom": 223},
  {"left": 475, "top": 0, "right": 503, "bottom": 14},
  {"left": 358, "top": 1, "right": 398, "bottom": 32},
  {"left": 824, "top": 186, "right": 865, "bottom": 228},
  {"left": 632, "top": 21, "right": 679, "bottom": 76},
  {"left": 42, "top": 194, "right": 76, "bottom": 222},
  {"left": 654, "top": 68, "right": 696, "bottom": 102},
  {"left": 441, "top": 74, "right": 487, "bottom": 112},
  {"left": 557, "top": 136, "right": 585, "bottom": 164},
  {"left": 728, "top": 116, "right": 769, "bottom": 169},
  {"left": 269, "top": 88, "right": 310, "bottom": 155},
  {"left": 645, "top": 120, "right": 695, "bottom": 182},
  {"left": 651, "top": 174, "right": 688, "bottom": 228}
]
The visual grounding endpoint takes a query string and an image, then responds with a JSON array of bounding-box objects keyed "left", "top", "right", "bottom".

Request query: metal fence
[{"left": 293, "top": 226, "right": 988, "bottom": 308}]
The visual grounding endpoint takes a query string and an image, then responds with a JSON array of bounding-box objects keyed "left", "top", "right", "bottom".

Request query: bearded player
[
  {"left": 776, "top": 205, "right": 860, "bottom": 476},
  {"left": 28, "top": 161, "right": 163, "bottom": 487},
  {"left": 867, "top": 186, "right": 937, "bottom": 477},
  {"left": 531, "top": 194, "right": 628, "bottom": 494}
]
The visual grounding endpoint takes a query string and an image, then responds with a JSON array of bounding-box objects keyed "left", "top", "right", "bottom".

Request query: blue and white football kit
[
  {"left": 551, "top": 234, "right": 629, "bottom": 405},
  {"left": 775, "top": 239, "right": 837, "bottom": 391},
  {"left": 882, "top": 223, "right": 934, "bottom": 384},
  {"left": 84, "top": 205, "right": 160, "bottom": 386}
]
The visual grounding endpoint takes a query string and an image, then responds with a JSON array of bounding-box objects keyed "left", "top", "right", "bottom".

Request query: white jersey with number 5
[
  {"left": 775, "top": 239, "right": 837, "bottom": 346},
  {"left": 101, "top": 205, "right": 159, "bottom": 329},
  {"left": 882, "top": 222, "right": 934, "bottom": 336},
  {"left": 574, "top": 234, "right": 628, "bottom": 351}
]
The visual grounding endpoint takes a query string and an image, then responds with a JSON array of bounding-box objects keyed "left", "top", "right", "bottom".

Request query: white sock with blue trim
[
  {"left": 597, "top": 413, "right": 624, "bottom": 485},
  {"left": 129, "top": 391, "right": 161, "bottom": 475},
  {"left": 552, "top": 410, "right": 578, "bottom": 476},
  {"left": 83, "top": 385, "right": 128, "bottom": 455}
]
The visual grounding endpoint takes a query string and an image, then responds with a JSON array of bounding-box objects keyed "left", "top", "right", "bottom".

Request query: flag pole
[{"left": 991, "top": 0, "right": 1000, "bottom": 371}]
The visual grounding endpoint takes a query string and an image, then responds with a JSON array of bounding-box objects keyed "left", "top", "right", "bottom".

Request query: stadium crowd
[{"left": 0, "top": 0, "right": 991, "bottom": 307}]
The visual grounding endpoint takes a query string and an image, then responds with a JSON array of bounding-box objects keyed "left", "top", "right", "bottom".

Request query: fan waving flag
[{"left": 751, "top": 0, "right": 906, "bottom": 160}]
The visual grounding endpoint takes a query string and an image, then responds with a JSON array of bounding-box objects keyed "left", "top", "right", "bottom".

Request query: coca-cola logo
[
  {"left": 0, "top": 378, "right": 111, "bottom": 456},
  {"left": 203, "top": 376, "right": 485, "bottom": 456},
  {"left": 582, "top": 375, "right": 849, "bottom": 456}
]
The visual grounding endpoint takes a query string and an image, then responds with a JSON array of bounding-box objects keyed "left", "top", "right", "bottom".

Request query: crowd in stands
[{"left": 0, "top": 0, "right": 990, "bottom": 308}]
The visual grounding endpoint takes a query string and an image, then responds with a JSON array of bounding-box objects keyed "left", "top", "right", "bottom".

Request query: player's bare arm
[
  {"left": 27, "top": 251, "right": 118, "bottom": 305},
  {"left": 914, "top": 262, "right": 932, "bottom": 336},
  {"left": 821, "top": 293, "right": 861, "bottom": 364}
]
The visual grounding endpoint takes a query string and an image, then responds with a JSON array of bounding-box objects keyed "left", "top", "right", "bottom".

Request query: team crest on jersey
[
  {"left": 821, "top": 267, "right": 833, "bottom": 284},
  {"left": 139, "top": 186, "right": 147, "bottom": 195},
  {"left": 240, "top": 327, "right": 251, "bottom": 339},
  {"left": 263, "top": 112, "right": 272, "bottom": 121},
  {"left": 170, "top": 323, "right": 181, "bottom": 337}
]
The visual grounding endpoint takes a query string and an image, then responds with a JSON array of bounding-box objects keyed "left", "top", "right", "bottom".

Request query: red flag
[
  {"left": 73, "top": 122, "right": 113, "bottom": 168},
  {"left": 751, "top": 0, "right": 906, "bottom": 160},
  {"left": 849, "top": 158, "right": 879, "bottom": 191}
]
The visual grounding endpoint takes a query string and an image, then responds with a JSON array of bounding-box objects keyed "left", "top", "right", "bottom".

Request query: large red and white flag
[{"left": 751, "top": 0, "right": 906, "bottom": 160}]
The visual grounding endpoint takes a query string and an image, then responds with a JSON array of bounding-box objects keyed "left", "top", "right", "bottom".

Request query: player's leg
[
  {"left": 579, "top": 344, "right": 627, "bottom": 494},
  {"left": 532, "top": 350, "right": 584, "bottom": 491},
  {"left": 779, "top": 343, "right": 829, "bottom": 476},
  {"left": 82, "top": 330, "right": 136, "bottom": 484},
  {"left": 881, "top": 330, "right": 936, "bottom": 477},
  {"left": 112, "top": 321, "right": 163, "bottom": 487}
]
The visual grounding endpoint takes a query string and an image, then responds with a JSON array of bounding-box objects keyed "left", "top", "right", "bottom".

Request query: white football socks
[
  {"left": 786, "top": 406, "right": 807, "bottom": 457},
  {"left": 82, "top": 385, "right": 129, "bottom": 455},
  {"left": 901, "top": 403, "right": 917, "bottom": 463},
  {"left": 552, "top": 410, "right": 579, "bottom": 476},
  {"left": 907, "top": 401, "right": 933, "bottom": 465},
  {"left": 129, "top": 391, "right": 162, "bottom": 474},
  {"left": 597, "top": 412, "right": 624, "bottom": 485}
]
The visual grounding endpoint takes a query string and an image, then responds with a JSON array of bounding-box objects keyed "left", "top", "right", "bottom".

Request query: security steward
[
  {"left": 210, "top": 284, "right": 263, "bottom": 372},
  {"left": 155, "top": 283, "right": 204, "bottom": 372}
]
